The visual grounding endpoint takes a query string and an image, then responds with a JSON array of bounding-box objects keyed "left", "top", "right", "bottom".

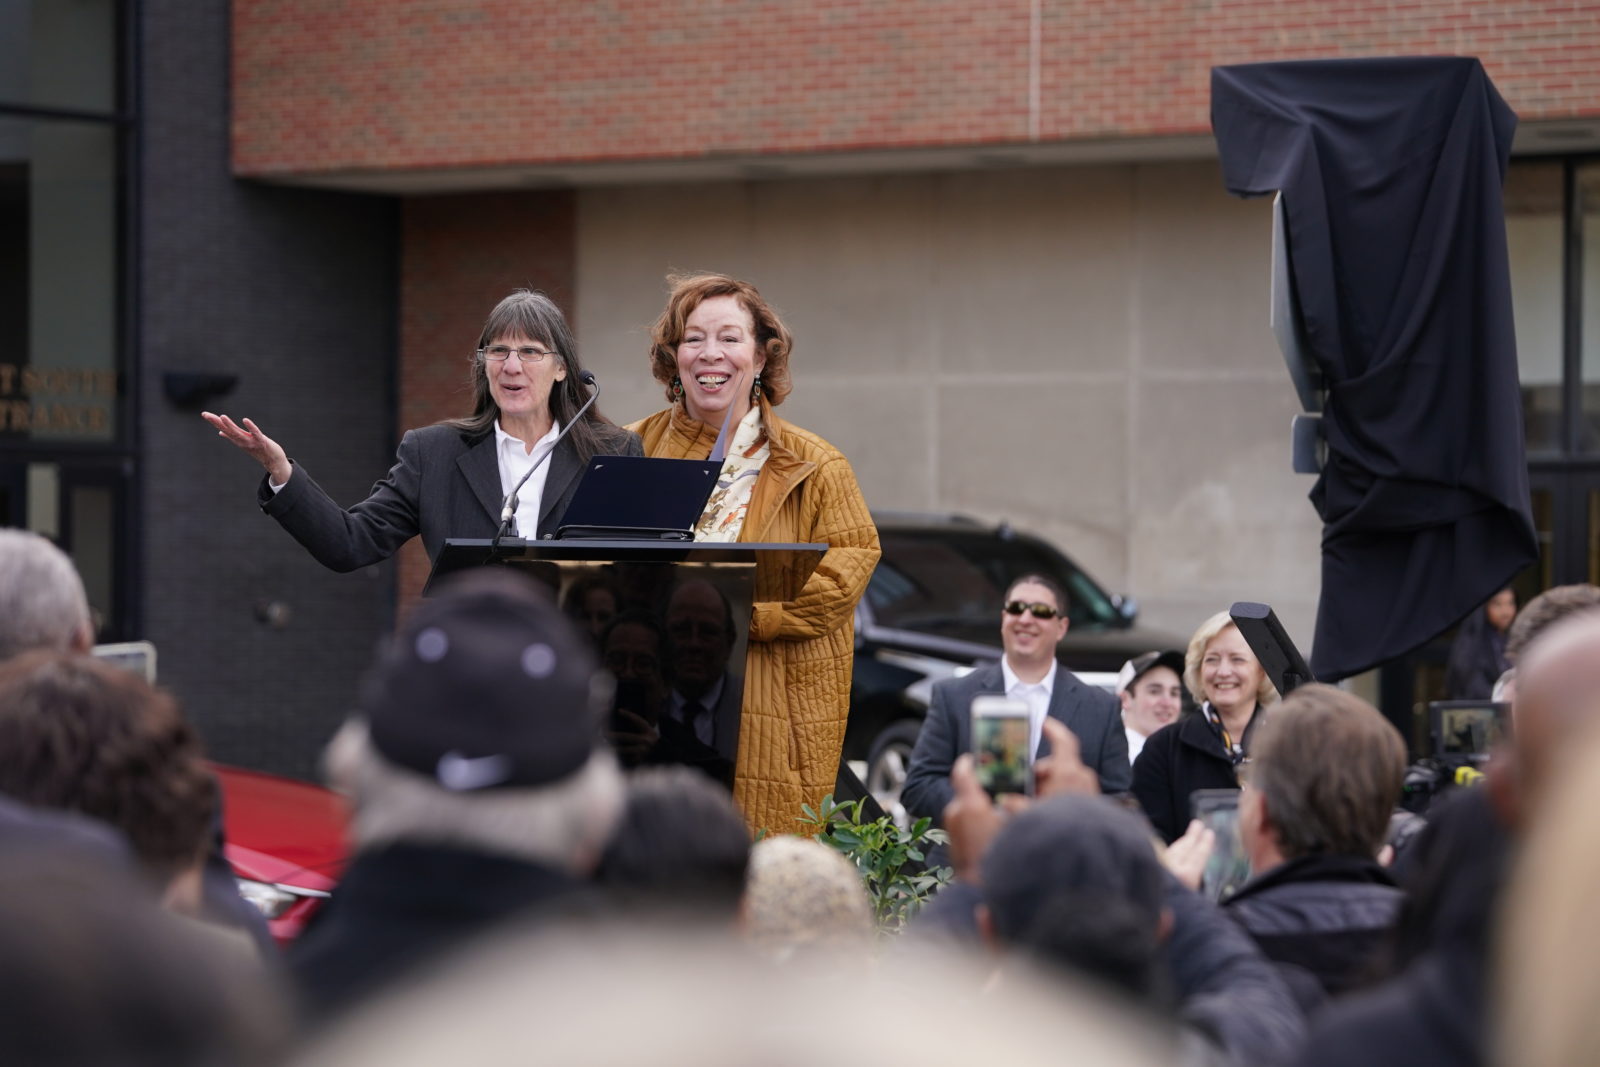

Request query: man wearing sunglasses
[{"left": 901, "top": 574, "right": 1131, "bottom": 823}]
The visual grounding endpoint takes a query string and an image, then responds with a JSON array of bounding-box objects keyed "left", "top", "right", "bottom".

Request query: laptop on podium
[{"left": 555, "top": 455, "right": 721, "bottom": 541}]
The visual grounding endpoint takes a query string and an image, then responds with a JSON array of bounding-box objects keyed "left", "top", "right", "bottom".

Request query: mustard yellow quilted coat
[{"left": 629, "top": 400, "right": 880, "bottom": 835}]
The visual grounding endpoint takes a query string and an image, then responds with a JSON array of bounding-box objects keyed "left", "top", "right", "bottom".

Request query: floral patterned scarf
[{"left": 693, "top": 406, "right": 769, "bottom": 541}]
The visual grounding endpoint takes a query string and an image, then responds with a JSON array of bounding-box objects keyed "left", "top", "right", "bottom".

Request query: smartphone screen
[
  {"left": 971, "top": 694, "right": 1034, "bottom": 798},
  {"left": 91, "top": 641, "right": 158, "bottom": 684},
  {"left": 1191, "top": 788, "right": 1252, "bottom": 901}
]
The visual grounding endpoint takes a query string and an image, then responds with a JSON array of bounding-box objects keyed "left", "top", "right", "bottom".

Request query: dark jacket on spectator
[
  {"left": 1163, "top": 876, "right": 1308, "bottom": 1065},
  {"left": 1444, "top": 607, "right": 1508, "bottom": 701},
  {"left": 291, "top": 842, "right": 587, "bottom": 1025},
  {"left": 1132, "top": 711, "right": 1241, "bottom": 843},
  {"left": 909, "top": 875, "right": 1306, "bottom": 1067},
  {"left": 1223, "top": 853, "right": 1403, "bottom": 998},
  {"left": 1290, "top": 789, "right": 1506, "bottom": 1067}
]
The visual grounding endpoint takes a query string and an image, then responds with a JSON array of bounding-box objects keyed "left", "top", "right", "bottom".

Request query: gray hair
[
  {"left": 323, "top": 720, "right": 625, "bottom": 875},
  {"left": 0, "top": 530, "right": 92, "bottom": 662}
]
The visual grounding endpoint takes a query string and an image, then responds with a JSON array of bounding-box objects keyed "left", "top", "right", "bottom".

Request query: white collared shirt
[
  {"left": 1125, "top": 725, "right": 1146, "bottom": 765},
  {"left": 495, "top": 419, "right": 561, "bottom": 539},
  {"left": 1000, "top": 657, "right": 1056, "bottom": 757}
]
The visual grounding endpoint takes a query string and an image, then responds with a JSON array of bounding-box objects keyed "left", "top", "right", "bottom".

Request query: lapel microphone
[{"left": 492, "top": 371, "right": 599, "bottom": 549}]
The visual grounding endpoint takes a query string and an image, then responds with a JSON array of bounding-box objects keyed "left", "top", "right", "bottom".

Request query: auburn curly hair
[{"left": 648, "top": 273, "right": 793, "bottom": 408}]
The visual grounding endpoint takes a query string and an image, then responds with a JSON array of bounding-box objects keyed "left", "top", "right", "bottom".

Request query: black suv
[{"left": 844, "top": 512, "right": 1183, "bottom": 811}]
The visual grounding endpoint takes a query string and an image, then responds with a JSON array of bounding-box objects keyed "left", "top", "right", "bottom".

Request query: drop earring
[
  {"left": 671, "top": 376, "right": 684, "bottom": 401},
  {"left": 750, "top": 374, "right": 763, "bottom": 403}
]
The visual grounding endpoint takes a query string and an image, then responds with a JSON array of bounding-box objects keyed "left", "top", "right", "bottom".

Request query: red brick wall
[
  {"left": 234, "top": 0, "right": 1600, "bottom": 177},
  {"left": 394, "top": 190, "right": 576, "bottom": 611}
]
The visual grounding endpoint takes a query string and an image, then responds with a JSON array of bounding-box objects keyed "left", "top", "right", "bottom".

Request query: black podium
[{"left": 423, "top": 538, "right": 825, "bottom": 790}]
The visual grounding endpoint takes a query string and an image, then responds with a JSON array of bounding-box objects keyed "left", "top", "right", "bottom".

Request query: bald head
[
  {"left": 0, "top": 531, "right": 93, "bottom": 662},
  {"left": 1509, "top": 610, "right": 1600, "bottom": 816}
]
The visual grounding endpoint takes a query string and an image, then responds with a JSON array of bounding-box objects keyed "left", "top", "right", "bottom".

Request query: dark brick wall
[{"left": 140, "top": 0, "right": 399, "bottom": 779}]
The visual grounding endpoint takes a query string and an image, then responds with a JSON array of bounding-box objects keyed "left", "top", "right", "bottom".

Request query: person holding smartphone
[{"left": 900, "top": 575, "right": 1131, "bottom": 822}]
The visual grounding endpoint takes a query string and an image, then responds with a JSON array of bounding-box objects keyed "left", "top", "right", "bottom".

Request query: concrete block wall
[{"left": 569, "top": 160, "right": 1324, "bottom": 648}]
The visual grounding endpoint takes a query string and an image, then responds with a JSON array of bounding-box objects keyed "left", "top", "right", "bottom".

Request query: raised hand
[
  {"left": 201, "top": 412, "right": 292, "bottom": 486},
  {"left": 1161, "top": 818, "right": 1217, "bottom": 892},
  {"left": 943, "top": 753, "right": 1006, "bottom": 884}
]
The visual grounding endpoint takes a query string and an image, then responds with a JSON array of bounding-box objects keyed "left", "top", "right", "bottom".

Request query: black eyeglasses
[{"left": 1004, "top": 600, "right": 1061, "bottom": 620}]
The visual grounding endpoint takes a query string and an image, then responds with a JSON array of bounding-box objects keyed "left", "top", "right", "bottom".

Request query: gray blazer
[
  {"left": 258, "top": 422, "right": 643, "bottom": 572},
  {"left": 900, "top": 660, "right": 1131, "bottom": 822}
]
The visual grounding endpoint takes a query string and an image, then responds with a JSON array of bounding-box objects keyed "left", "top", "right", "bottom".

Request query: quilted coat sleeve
[{"left": 748, "top": 454, "right": 880, "bottom": 644}]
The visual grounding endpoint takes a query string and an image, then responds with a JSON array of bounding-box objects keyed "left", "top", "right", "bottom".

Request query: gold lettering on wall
[{"left": 0, "top": 364, "right": 116, "bottom": 437}]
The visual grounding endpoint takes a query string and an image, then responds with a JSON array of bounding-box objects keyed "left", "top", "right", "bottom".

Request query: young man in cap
[
  {"left": 1117, "top": 650, "right": 1185, "bottom": 764},
  {"left": 290, "top": 569, "right": 625, "bottom": 1023}
]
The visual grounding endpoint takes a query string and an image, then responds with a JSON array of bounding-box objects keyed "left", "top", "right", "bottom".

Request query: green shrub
[{"left": 797, "top": 794, "right": 953, "bottom": 932}]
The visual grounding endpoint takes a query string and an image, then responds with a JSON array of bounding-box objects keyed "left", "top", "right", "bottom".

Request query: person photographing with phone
[{"left": 901, "top": 575, "right": 1131, "bottom": 823}]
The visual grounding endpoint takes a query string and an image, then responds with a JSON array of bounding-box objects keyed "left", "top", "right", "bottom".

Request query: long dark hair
[{"left": 444, "top": 290, "right": 617, "bottom": 463}]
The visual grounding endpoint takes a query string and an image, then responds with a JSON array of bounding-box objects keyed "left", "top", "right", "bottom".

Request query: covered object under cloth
[{"left": 1211, "top": 57, "right": 1538, "bottom": 681}]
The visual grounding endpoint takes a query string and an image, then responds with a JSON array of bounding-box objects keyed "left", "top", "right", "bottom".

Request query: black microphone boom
[{"left": 492, "top": 371, "right": 599, "bottom": 549}]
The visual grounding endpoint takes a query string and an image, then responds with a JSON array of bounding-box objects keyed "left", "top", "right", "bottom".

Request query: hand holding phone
[
  {"left": 971, "top": 695, "right": 1034, "bottom": 799},
  {"left": 1190, "top": 789, "right": 1252, "bottom": 901}
]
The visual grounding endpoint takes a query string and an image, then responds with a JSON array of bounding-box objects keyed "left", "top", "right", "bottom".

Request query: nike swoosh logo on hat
[{"left": 436, "top": 750, "right": 513, "bottom": 791}]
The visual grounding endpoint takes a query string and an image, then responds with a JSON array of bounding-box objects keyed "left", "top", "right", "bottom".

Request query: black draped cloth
[{"left": 1211, "top": 57, "right": 1537, "bottom": 681}]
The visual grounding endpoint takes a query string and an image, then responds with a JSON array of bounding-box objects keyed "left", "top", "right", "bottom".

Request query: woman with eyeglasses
[
  {"left": 628, "top": 273, "right": 879, "bottom": 835},
  {"left": 203, "top": 290, "right": 642, "bottom": 570},
  {"left": 1131, "top": 610, "right": 1280, "bottom": 843}
]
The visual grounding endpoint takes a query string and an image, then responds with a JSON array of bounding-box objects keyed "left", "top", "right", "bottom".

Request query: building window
[{"left": 0, "top": 0, "right": 132, "bottom": 641}]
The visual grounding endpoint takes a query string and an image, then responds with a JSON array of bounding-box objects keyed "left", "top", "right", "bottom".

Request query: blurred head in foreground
[
  {"left": 292, "top": 926, "right": 1171, "bottom": 1067},
  {"left": 597, "top": 765, "right": 750, "bottom": 922},
  {"left": 327, "top": 569, "right": 624, "bottom": 872},
  {"left": 0, "top": 849, "right": 285, "bottom": 1066},
  {"left": 0, "top": 650, "right": 215, "bottom": 907},
  {"left": 978, "top": 794, "right": 1171, "bottom": 1003},
  {"left": 1499, "top": 721, "right": 1600, "bottom": 1067},
  {"left": 743, "top": 835, "right": 875, "bottom": 962}
]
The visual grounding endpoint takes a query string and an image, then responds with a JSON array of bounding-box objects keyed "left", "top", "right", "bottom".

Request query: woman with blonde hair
[
  {"left": 629, "top": 273, "right": 879, "bottom": 834},
  {"left": 1131, "top": 610, "right": 1278, "bottom": 842}
]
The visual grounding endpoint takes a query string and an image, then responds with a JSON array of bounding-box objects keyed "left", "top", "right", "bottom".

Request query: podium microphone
[{"left": 492, "top": 370, "right": 599, "bottom": 549}]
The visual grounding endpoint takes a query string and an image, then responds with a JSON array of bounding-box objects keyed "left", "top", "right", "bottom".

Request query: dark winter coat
[
  {"left": 290, "top": 842, "right": 589, "bottom": 1024},
  {"left": 1223, "top": 853, "right": 1403, "bottom": 998},
  {"left": 1132, "top": 709, "right": 1247, "bottom": 844},
  {"left": 909, "top": 875, "right": 1307, "bottom": 1067},
  {"left": 1290, "top": 789, "right": 1508, "bottom": 1067}
]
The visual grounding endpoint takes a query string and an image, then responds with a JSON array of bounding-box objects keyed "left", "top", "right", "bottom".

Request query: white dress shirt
[
  {"left": 1125, "top": 724, "right": 1146, "bottom": 765},
  {"left": 495, "top": 418, "right": 561, "bottom": 539},
  {"left": 1000, "top": 657, "right": 1057, "bottom": 757}
]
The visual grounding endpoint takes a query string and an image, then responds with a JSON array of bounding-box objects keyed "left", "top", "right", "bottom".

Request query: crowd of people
[
  {"left": 2, "top": 275, "right": 1596, "bottom": 1064},
  {"left": 8, "top": 512, "right": 1600, "bottom": 1064}
]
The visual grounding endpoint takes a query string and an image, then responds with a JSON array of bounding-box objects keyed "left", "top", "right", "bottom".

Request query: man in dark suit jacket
[
  {"left": 901, "top": 574, "right": 1130, "bottom": 822},
  {"left": 664, "top": 579, "right": 744, "bottom": 766}
]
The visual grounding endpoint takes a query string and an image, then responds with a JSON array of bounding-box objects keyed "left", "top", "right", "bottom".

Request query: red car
[{"left": 214, "top": 764, "right": 349, "bottom": 946}]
